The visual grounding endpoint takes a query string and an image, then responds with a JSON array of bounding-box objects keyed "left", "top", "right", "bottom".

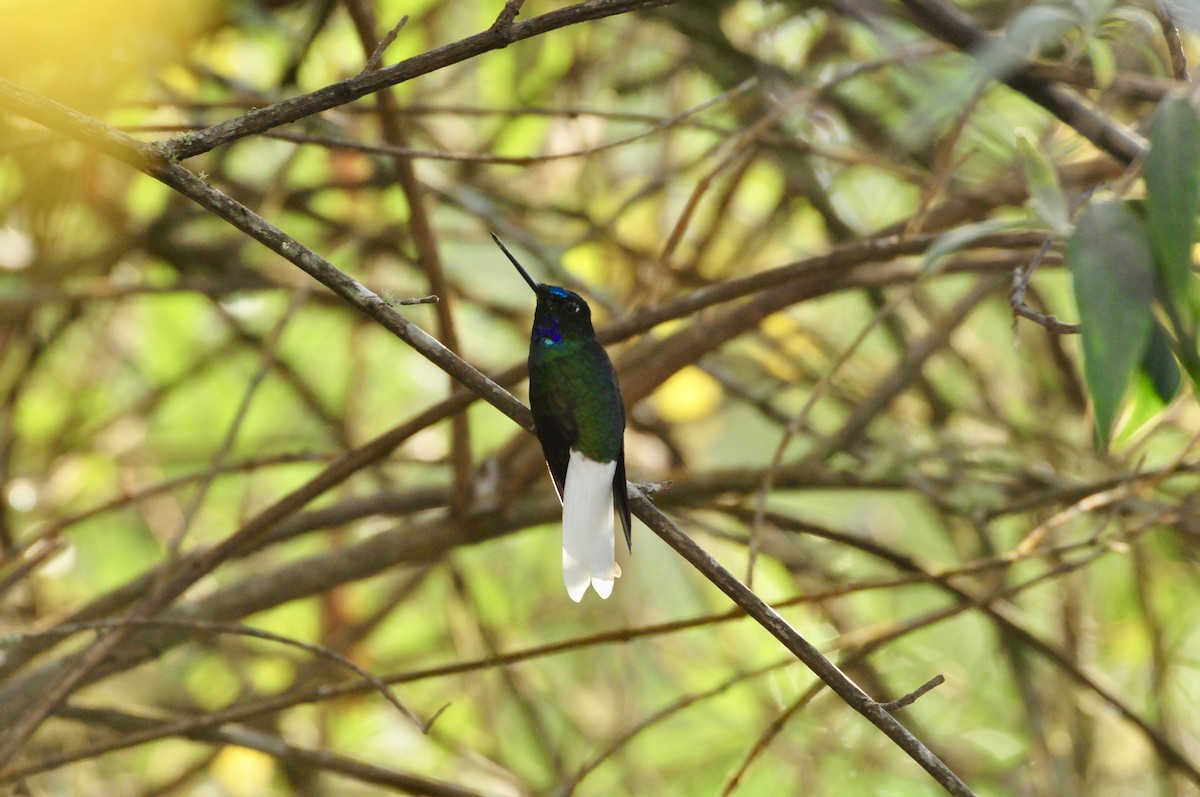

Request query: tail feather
[{"left": 562, "top": 449, "right": 620, "bottom": 602}]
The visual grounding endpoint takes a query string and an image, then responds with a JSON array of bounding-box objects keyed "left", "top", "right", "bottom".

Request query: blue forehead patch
[{"left": 548, "top": 286, "right": 569, "bottom": 298}]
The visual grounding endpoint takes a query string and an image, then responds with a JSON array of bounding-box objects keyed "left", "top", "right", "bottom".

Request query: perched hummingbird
[{"left": 492, "top": 234, "right": 632, "bottom": 601}]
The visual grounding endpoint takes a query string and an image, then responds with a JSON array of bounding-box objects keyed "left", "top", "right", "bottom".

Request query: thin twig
[
  {"left": 1011, "top": 303, "right": 1080, "bottom": 335},
  {"left": 389, "top": 294, "right": 439, "bottom": 305},
  {"left": 1012, "top": 238, "right": 1080, "bottom": 334},
  {"left": 562, "top": 660, "right": 793, "bottom": 793},
  {"left": 0, "top": 452, "right": 330, "bottom": 571},
  {"left": 881, "top": 674, "right": 946, "bottom": 712},
  {"left": 165, "top": 287, "right": 310, "bottom": 560},
  {"left": 6, "top": 617, "right": 426, "bottom": 729},
  {"left": 344, "top": 0, "right": 477, "bottom": 518},
  {"left": 754, "top": 507, "right": 1200, "bottom": 787},
  {"left": 1, "top": 500, "right": 1167, "bottom": 786},
  {"left": 1153, "top": 1, "right": 1188, "bottom": 82},
  {"left": 55, "top": 705, "right": 486, "bottom": 797},
  {"left": 628, "top": 487, "right": 979, "bottom": 797},
  {"left": 491, "top": 0, "right": 526, "bottom": 36},
  {"left": 156, "top": 0, "right": 685, "bottom": 161},
  {"left": 0, "top": 538, "right": 66, "bottom": 603},
  {"left": 363, "top": 15, "right": 409, "bottom": 72}
]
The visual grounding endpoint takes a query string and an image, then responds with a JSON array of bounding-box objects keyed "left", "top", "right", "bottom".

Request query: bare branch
[
  {"left": 362, "top": 14, "right": 409, "bottom": 72},
  {"left": 881, "top": 674, "right": 946, "bottom": 712},
  {"left": 157, "top": 0, "right": 685, "bottom": 161}
]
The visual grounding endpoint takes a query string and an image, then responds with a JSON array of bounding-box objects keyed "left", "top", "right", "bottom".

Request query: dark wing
[
  {"left": 614, "top": 447, "right": 632, "bottom": 551},
  {"left": 531, "top": 397, "right": 576, "bottom": 502}
]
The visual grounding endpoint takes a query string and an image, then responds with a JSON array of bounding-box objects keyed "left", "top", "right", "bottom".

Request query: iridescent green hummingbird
[{"left": 492, "top": 234, "right": 632, "bottom": 601}]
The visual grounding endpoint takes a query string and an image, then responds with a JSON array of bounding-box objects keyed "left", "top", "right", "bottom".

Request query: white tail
[{"left": 561, "top": 449, "right": 621, "bottom": 601}]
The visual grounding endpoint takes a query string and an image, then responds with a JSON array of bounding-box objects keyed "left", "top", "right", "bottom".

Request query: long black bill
[{"left": 490, "top": 233, "right": 539, "bottom": 293}]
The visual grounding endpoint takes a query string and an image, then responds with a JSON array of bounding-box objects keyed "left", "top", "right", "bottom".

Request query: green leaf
[
  {"left": 1145, "top": 98, "right": 1200, "bottom": 313},
  {"left": 973, "top": 7, "right": 1077, "bottom": 91},
  {"left": 1084, "top": 38, "right": 1116, "bottom": 90},
  {"left": 1016, "top": 130, "right": 1071, "bottom": 235},
  {"left": 1140, "top": 320, "right": 1182, "bottom": 404},
  {"left": 1067, "top": 201, "right": 1157, "bottom": 450},
  {"left": 1115, "top": 370, "right": 1169, "bottom": 448},
  {"left": 923, "top": 218, "right": 1022, "bottom": 271},
  {"left": 1004, "top": 4, "right": 1079, "bottom": 57}
]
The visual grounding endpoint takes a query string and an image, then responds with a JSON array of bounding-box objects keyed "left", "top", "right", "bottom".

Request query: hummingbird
[{"left": 492, "top": 234, "right": 632, "bottom": 601}]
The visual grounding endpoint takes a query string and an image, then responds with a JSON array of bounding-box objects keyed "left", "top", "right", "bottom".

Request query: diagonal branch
[
  {"left": 629, "top": 488, "right": 976, "bottom": 796},
  {"left": 0, "top": 74, "right": 979, "bottom": 797},
  {"left": 158, "top": 0, "right": 683, "bottom": 161},
  {"left": 56, "top": 705, "right": 486, "bottom": 797}
]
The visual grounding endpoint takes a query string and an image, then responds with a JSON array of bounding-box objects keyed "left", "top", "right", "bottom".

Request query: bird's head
[{"left": 492, "top": 234, "right": 596, "bottom": 341}]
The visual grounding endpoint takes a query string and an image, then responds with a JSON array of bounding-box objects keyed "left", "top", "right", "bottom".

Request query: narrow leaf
[
  {"left": 1003, "top": 5, "right": 1079, "bottom": 58},
  {"left": 1084, "top": 38, "right": 1116, "bottom": 90},
  {"left": 1067, "top": 201, "right": 1157, "bottom": 450},
  {"left": 1016, "top": 130, "right": 1070, "bottom": 235},
  {"left": 974, "top": 5, "right": 1077, "bottom": 80},
  {"left": 923, "top": 218, "right": 1021, "bottom": 271},
  {"left": 1145, "top": 97, "right": 1200, "bottom": 315}
]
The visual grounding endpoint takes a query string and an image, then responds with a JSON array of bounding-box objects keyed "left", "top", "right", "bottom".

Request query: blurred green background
[{"left": 1, "top": 0, "right": 1199, "bottom": 795}]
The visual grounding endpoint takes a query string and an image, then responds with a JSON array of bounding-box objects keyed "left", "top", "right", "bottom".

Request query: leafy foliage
[
  {"left": 1067, "top": 201, "right": 1157, "bottom": 447},
  {"left": 1065, "top": 97, "right": 1200, "bottom": 448}
]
